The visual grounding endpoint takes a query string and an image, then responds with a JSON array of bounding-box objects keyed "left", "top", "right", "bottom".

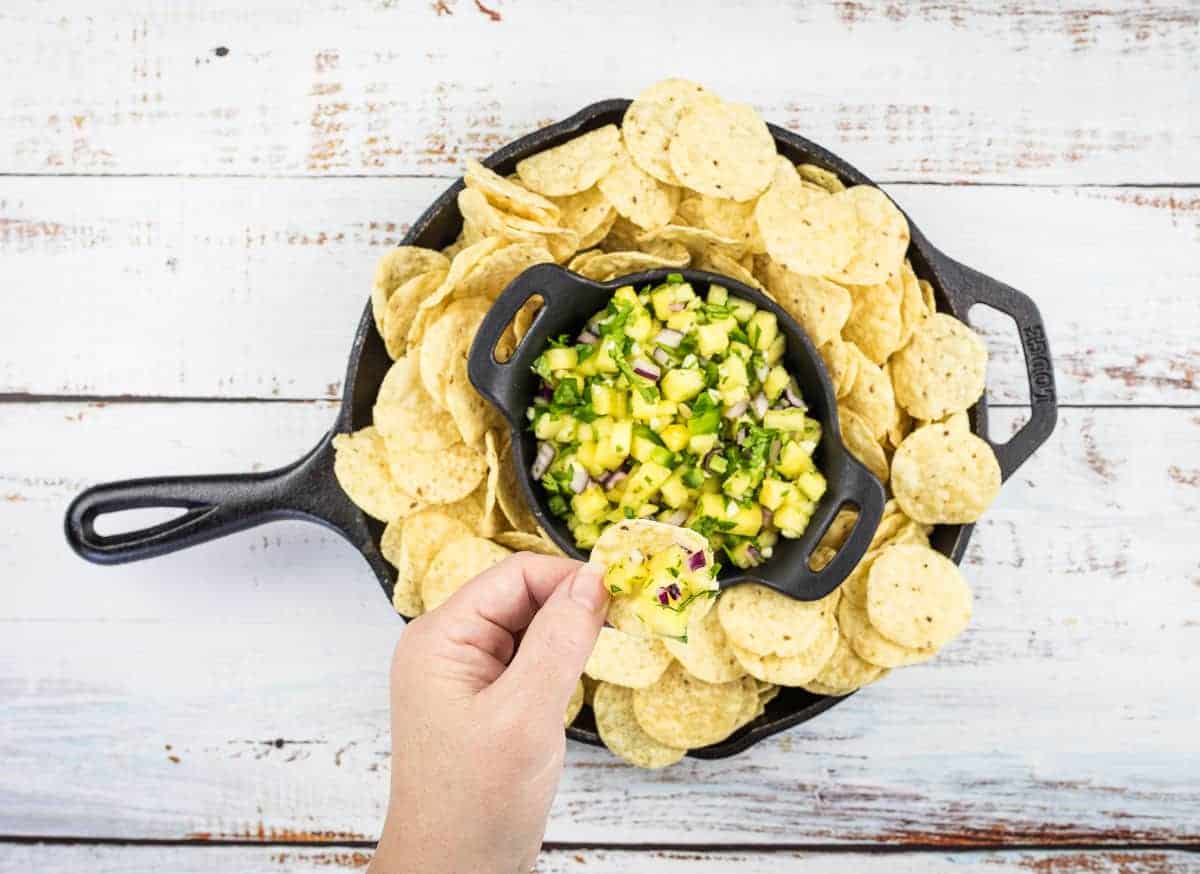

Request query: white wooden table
[{"left": 2, "top": 2, "right": 1198, "bottom": 871}]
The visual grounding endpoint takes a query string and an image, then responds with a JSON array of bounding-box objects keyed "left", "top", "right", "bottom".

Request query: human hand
[{"left": 368, "top": 552, "right": 609, "bottom": 874}]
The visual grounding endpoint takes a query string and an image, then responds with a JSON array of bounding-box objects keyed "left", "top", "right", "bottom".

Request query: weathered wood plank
[
  {"left": 2, "top": 1, "right": 1196, "bottom": 183},
  {"left": 2, "top": 179, "right": 1197, "bottom": 404},
  {"left": 2, "top": 403, "right": 1197, "bottom": 842},
  {"left": 1, "top": 846, "right": 1196, "bottom": 874}
]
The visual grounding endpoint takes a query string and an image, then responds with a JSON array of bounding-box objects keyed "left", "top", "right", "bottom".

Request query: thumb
[{"left": 490, "top": 561, "right": 608, "bottom": 719}]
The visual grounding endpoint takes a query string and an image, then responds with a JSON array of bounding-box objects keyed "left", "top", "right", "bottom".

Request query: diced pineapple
[
  {"left": 722, "top": 469, "right": 755, "bottom": 500},
  {"left": 795, "top": 470, "right": 827, "bottom": 502},
  {"left": 613, "top": 285, "right": 639, "bottom": 308},
  {"left": 707, "top": 284, "right": 729, "bottom": 305},
  {"left": 576, "top": 441, "right": 604, "bottom": 478},
  {"left": 764, "top": 334, "right": 786, "bottom": 365},
  {"left": 748, "top": 311, "right": 778, "bottom": 351},
  {"left": 687, "top": 432, "right": 718, "bottom": 455},
  {"left": 696, "top": 322, "right": 730, "bottom": 357},
  {"left": 773, "top": 501, "right": 813, "bottom": 538},
  {"left": 763, "top": 408, "right": 810, "bottom": 431},
  {"left": 660, "top": 423, "right": 689, "bottom": 452},
  {"left": 626, "top": 307, "right": 654, "bottom": 341},
  {"left": 661, "top": 368, "right": 705, "bottom": 402},
  {"left": 777, "top": 440, "right": 816, "bottom": 478},
  {"left": 763, "top": 365, "right": 789, "bottom": 400},
  {"left": 593, "top": 339, "right": 620, "bottom": 373},
  {"left": 728, "top": 296, "right": 756, "bottom": 323},
  {"left": 757, "top": 477, "right": 792, "bottom": 511},
  {"left": 573, "top": 522, "right": 602, "bottom": 548},
  {"left": 660, "top": 470, "right": 690, "bottom": 508},
  {"left": 728, "top": 504, "right": 763, "bottom": 536},
  {"left": 630, "top": 389, "right": 657, "bottom": 421},
  {"left": 619, "top": 461, "right": 673, "bottom": 508},
  {"left": 718, "top": 355, "right": 748, "bottom": 389},
  {"left": 544, "top": 347, "right": 577, "bottom": 371},
  {"left": 571, "top": 486, "right": 609, "bottom": 523},
  {"left": 591, "top": 384, "right": 621, "bottom": 416},
  {"left": 630, "top": 434, "right": 659, "bottom": 464}
]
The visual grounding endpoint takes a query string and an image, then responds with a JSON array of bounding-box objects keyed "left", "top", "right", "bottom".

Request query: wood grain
[
  {"left": 3, "top": 179, "right": 1198, "bottom": 404},
  {"left": 2, "top": 403, "right": 1197, "bottom": 842},
  {"left": 1, "top": 1, "right": 1196, "bottom": 183},
  {"left": 1, "top": 846, "right": 1197, "bottom": 874}
]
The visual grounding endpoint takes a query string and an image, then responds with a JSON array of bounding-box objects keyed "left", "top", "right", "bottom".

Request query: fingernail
[{"left": 570, "top": 562, "right": 609, "bottom": 611}]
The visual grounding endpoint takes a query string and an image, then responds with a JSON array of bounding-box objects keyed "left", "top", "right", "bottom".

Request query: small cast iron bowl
[
  {"left": 468, "top": 264, "right": 885, "bottom": 603},
  {"left": 65, "top": 98, "right": 1058, "bottom": 758}
]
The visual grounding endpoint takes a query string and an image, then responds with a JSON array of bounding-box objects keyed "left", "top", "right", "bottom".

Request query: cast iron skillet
[
  {"left": 64, "top": 99, "right": 1058, "bottom": 758},
  {"left": 469, "top": 265, "right": 885, "bottom": 602}
]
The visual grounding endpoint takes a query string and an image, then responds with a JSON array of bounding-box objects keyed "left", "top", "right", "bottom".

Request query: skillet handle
[
  {"left": 722, "top": 449, "right": 885, "bottom": 602},
  {"left": 468, "top": 263, "right": 612, "bottom": 429},
  {"left": 931, "top": 253, "right": 1058, "bottom": 481},
  {"left": 64, "top": 431, "right": 364, "bottom": 566}
]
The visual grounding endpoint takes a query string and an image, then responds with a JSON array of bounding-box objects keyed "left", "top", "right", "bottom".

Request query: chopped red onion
[
  {"left": 569, "top": 463, "right": 589, "bottom": 494},
  {"left": 577, "top": 329, "right": 599, "bottom": 344},
  {"left": 601, "top": 468, "right": 628, "bottom": 489},
  {"left": 769, "top": 438, "right": 781, "bottom": 465},
  {"left": 538, "top": 383, "right": 554, "bottom": 401},
  {"left": 667, "top": 583, "right": 681, "bottom": 600},
  {"left": 746, "top": 545, "right": 763, "bottom": 565},
  {"left": 735, "top": 424, "right": 749, "bottom": 446},
  {"left": 702, "top": 448, "right": 721, "bottom": 473},
  {"left": 754, "top": 363, "right": 770, "bottom": 383},
  {"left": 531, "top": 442, "right": 555, "bottom": 480},
  {"left": 668, "top": 301, "right": 686, "bottom": 312},
  {"left": 784, "top": 380, "right": 805, "bottom": 409},
  {"left": 724, "top": 398, "right": 749, "bottom": 419},
  {"left": 631, "top": 358, "right": 661, "bottom": 381},
  {"left": 750, "top": 392, "right": 769, "bottom": 420},
  {"left": 687, "top": 550, "right": 708, "bottom": 571},
  {"left": 761, "top": 507, "right": 774, "bottom": 529},
  {"left": 657, "top": 589, "right": 670, "bottom": 605},
  {"left": 663, "top": 509, "right": 688, "bottom": 526},
  {"left": 654, "top": 328, "right": 684, "bottom": 348},
  {"left": 652, "top": 347, "right": 671, "bottom": 367}
]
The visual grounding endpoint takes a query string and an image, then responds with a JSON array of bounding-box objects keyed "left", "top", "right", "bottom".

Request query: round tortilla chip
[
  {"left": 387, "top": 440, "right": 487, "bottom": 506},
  {"left": 841, "top": 346, "right": 896, "bottom": 441},
  {"left": 421, "top": 536, "right": 513, "bottom": 611},
  {"left": 584, "top": 627, "right": 673, "bottom": 689},
  {"left": 840, "top": 407, "right": 890, "bottom": 485},
  {"left": 477, "top": 431, "right": 507, "bottom": 537},
  {"left": 693, "top": 249, "right": 765, "bottom": 292},
  {"left": 668, "top": 100, "right": 775, "bottom": 202},
  {"left": 796, "top": 163, "right": 845, "bottom": 193},
  {"left": 463, "top": 159, "right": 559, "bottom": 225},
  {"left": 516, "top": 124, "right": 622, "bottom": 196},
  {"left": 495, "top": 439, "right": 540, "bottom": 533},
  {"left": 663, "top": 601, "right": 746, "bottom": 684},
  {"left": 391, "top": 510, "right": 475, "bottom": 617},
  {"left": 621, "top": 78, "right": 718, "bottom": 185},
  {"left": 818, "top": 336, "right": 859, "bottom": 399},
  {"left": 409, "top": 237, "right": 507, "bottom": 346},
  {"left": 891, "top": 423, "right": 1001, "bottom": 524},
  {"left": 731, "top": 613, "right": 839, "bottom": 686},
  {"left": 455, "top": 241, "right": 554, "bottom": 302},
  {"left": 827, "top": 186, "right": 910, "bottom": 286},
  {"left": 896, "top": 260, "right": 926, "bottom": 349},
  {"left": 332, "top": 427, "right": 423, "bottom": 523},
  {"left": 866, "top": 544, "right": 973, "bottom": 650},
  {"left": 716, "top": 583, "right": 839, "bottom": 657},
  {"left": 444, "top": 333, "right": 504, "bottom": 448},
  {"left": 763, "top": 258, "right": 851, "bottom": 348},
  {"left": 593, "top": 682, "right": 687, "bottom": 769},
  {"left": 598, "top": 145, "right": 681, "bottom": 230},
  {"left": 891, "top": 313, "right": 988, "bottom": 421},
  {"left": 565, "top": 678, "right": 585, "bottom": 727},
  {"left": 677, "top": 193, "right": 764, "bottom": 253},
  {"left": 574, "top": 249, "right": 688, "bottom": 282},
  {"left": 492, "top": 530, "right": 564, "bottom": 556},
  {"left": 756, "top": 157, "right": 855, "bottom": 277},
  {"left": 550, "top": 186, "right": 618, "bottom": 250},
  {"left": 632, "top": 661, "right": 748, "bottom": 749},
  {"left": 844, "top": 273, "right": 905, "bottom": 365},
  {"left": 383, "top": 269, "right": 447, "bottom": 360},
  {"left": 371, "top": 247, "right": 450, "bottom": 336},
  {"left": 811, "top": 631, "right": 886, "bottom": 691},
  {"left": 838, "top": 594, "right": 935, "bottom": 668},
  {"left": 381, "top": 520, "right": 422, "bottom": 617},
  {"left": 439, "top": 483, "right": 488, "bottom": 533},
  {"left": 641, "top": 223, "right": 745, "bottom": 258},
  {"left": 418, "top": 297, "right": 492, "bottom": 406},
  {"left": 374, "top": 356, "right": 462, "bottom": 453}
]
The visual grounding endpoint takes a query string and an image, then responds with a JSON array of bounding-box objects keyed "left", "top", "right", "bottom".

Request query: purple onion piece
[
  {"left": 702, "top": 448, "right": 721, "bottom": 473},
  {"left": 531, "top": 442, "right": 555, "bottom": 480},
  {"left": 631, "top": 358, "right": 661, "bottom": 381},
  {"left": 667, "top": 583, "right": 681, "bottom": 600},
  {"left": 577, "top": 329, "right": 599, "bottom": 344},
  {"left": 761, "top": 507, "right": 774, "bottom": 529},
  {"left": 569, "top": 463, "right": 589, "bottom": 494},
  {"left": 735, "top": 424, "right": 749, "bottom": 446},
  {"left": 687, "top": 549, "right": 708, "bottom": 571},
  {"left": 663, "top": 509, "right": 688, "bottom": 526},
  {"left": 784, "top": 380, "right": 805, "bottom": 409},
  {"left": 668, "top": 301, "right": 686, "bottom": 312},
  {"left": 538, "top": 383, "right": 554, "bottom": 401},
  {"left": 750, "top": 392, "right": 769, "bottom": 421},
  {"left": 724, "top": 398, "right": 749, "bottom": 420},
  {"left": 657, "top": 589, "right": 670, "bottom": 606},
  {"left": 746, "top": 545, "right": 763, "bottom": 565},
  {"left": 654, "top": 328, "right": 684, "bottom": 348},
  {"left": 601, "top": 469, "right": 628, "bottom": 490}
]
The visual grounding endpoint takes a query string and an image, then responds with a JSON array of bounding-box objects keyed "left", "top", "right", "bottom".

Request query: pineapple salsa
[{"left": 528, "top": 275, "right": 827, "bottom": 570}]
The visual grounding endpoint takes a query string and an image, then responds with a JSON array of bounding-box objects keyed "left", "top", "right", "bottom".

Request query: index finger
[{"left": 437, "top": 552, "right": 585, "bottom": 637}]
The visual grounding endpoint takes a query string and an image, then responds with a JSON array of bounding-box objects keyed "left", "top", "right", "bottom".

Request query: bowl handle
[
  {"left": 468, "top": 263, "right": 611, "bottom": 429},
  {"left": 929, "top": 251, "right": 1058, "bottom": 481},
  {"left": 63, "top": 430, "right": 378, "bottom": 570},
  {"left": 723, "top": 448, "right": 885, "bottom": 601}
]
